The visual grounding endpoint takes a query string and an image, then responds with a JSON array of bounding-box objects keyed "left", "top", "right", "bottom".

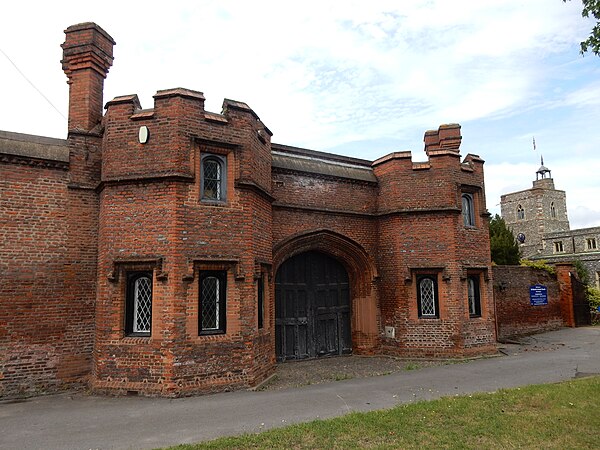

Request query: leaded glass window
[
  {"left": 202, "top": 276, "right": 220, "bottom": 330},
  {"left": 417, "top": 275, "right": 439, "bottom": 318},
  {"left": 201, "top": 154, "right": 227, "bottom": 201},
  {"left": 199, "top": 270, "right": 226, "bottom": 334},
  {"left": 125, "top": 271, "right": 153, "bottom": 336},
  {"left": 133, "top": 276, "right": 152, "bottom": 332},
  {"left": 517, "top": 205, "right": 525, "bottom": 220},
  {"left": 203, "top": 160, "right": 221, "bottom": 200},
  {"left": 462, "top": 193, "right": 475, "bottom": 226}
]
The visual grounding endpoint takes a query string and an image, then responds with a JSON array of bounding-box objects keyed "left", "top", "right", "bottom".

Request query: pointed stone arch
[{"left": 273, "top": 229, "right": 378, "bottom": 297}]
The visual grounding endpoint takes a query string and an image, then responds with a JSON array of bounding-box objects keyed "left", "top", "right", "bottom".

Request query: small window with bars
[
  {"left": 417, "top": 274, "right": 439, "bottom": 318},
  {"left": 199, "top": 270, "right": 227, "bottom": 335},
  {"left": 201, "top": 154, "right": 227, "bottom": 201},
  {"left": 125, "top": 271, "right": 153, "bottom": 336},
  {"left": 554, "top": 241, "right": 564, "bottom": 253}
]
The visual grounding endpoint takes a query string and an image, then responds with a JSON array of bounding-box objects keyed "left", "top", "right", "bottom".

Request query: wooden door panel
[
  {"left": 316, "top": 313, "right": 338, "bottom": 356},
  {"left": 275, "top": 251, "right": 352, "bottom": 361}
]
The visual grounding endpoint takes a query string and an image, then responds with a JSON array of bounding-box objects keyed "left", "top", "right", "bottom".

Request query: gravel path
[
  {"left": 259, "top": 355, "right": 455, "bottom": 390},
  {"left": 259, "top": 334, "right": 564, "bottom": 391}
]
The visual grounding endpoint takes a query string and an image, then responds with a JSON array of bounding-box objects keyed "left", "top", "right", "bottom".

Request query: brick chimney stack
[
  {"left": 424, "top": 123, "right": 462, "bottom": 157},
  {"left": 61, "top": 23, "right": 115, "bottom": 133}
]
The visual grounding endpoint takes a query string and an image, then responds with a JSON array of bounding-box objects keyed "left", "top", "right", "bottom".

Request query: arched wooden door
[{"left": 275, "top": 251, "right": 351, "bottom": 361}]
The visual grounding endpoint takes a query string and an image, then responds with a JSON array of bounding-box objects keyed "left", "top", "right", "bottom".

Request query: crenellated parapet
[
  {"left": 221, "top": 99, "right": 273, "bottom": 191},
  {"left": 101, "top": 89, "right": 272, "bottom": 196},
  {"left": 372, "top": 124, "right": 485, "bottom": 215}
]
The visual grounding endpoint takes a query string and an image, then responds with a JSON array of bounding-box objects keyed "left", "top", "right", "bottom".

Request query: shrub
[
  {"left": 572, "top": 260, "right": 590, "bottom": 284},
  {"left": 587, "top": 286, "right": 600, "bottom": 310},
  {"left": 520, "top": 259, "right": 556, "bottom": 276}
]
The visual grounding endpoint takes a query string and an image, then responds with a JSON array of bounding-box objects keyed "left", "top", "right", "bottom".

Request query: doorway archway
[{"left": 275, "top": 251, "right": 351, "bottom": 361}]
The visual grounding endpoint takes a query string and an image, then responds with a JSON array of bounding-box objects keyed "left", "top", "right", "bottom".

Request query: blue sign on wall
[{"left": 530, "top": 284, "right": 548, "bottom": 306}]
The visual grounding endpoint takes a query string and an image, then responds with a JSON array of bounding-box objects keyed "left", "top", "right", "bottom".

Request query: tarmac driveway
[{"left": 1, "top": 327, "right": 598, "bottom": 450}]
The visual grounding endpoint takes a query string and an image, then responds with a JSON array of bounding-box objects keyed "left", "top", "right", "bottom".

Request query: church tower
[{"left": 500, "top": 157, "right": 570, "bottom": 258}]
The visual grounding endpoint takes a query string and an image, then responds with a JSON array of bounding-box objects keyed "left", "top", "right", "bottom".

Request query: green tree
[
  {"left": 489, "top": 214, "right": 521, "bottom": 265},
  {"left": 572, "top": 259, "right": 591, "bottom": 284},
  {"left": 571, "top": 260, "right": 600, "bottom": 317},
  {"left": 565, "top": 0, "right": 600, "bottom": 55}
]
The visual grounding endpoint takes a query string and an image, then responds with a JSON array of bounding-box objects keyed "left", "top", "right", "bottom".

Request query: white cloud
[
  {"left": 563, "top": 82, "right": 600, "bottom": 107},
  {"left": 0, "top": 1, "right": 591, "bottom": 141},
  {"left": 1, "top": 0, "right": 597, "bottom": 227}
]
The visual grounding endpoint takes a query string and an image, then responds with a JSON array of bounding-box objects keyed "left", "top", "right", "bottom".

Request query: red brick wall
[
  {"left": 272, "top": 172, "right": 377, "bottom": 215},
  {"left": 0, "top": 159, "right": 98, "bottom": 398},
  {"left": 1, "top": 121, "right": 498, "bottom": 397},
  {"left": 268, "top": 144, "right": 495, "bottom": 359},
  {"left": 92, "top": 89, "right": 275, "bottom": 396},
  {"left": 494, "top": 266, "right": 564, "bottom": 340},
  {"left": 373, "top": 148, "right": 495, "bottom": 357}
]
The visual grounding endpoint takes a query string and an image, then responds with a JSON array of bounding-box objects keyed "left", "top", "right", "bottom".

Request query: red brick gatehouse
[{"left": 0, "top": 23, "right": 496, "bottom": 398}]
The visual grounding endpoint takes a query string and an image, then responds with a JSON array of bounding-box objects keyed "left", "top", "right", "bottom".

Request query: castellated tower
[{"left": 500, "top": 158, "right": 570, "bottom": 258}]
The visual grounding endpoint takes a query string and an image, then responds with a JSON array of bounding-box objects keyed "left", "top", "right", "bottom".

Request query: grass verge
[{"left": 166, "top": 376, "right": 600, "bottom": 449}]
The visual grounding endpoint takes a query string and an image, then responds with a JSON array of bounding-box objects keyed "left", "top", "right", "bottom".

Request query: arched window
[
  {"left": 462, "top": 193, "right": 475, "bottom": 226},
  {"left": 201, "top": 154, "right": 227, "bottom": 201},
  {"left": 550, "top": 202, "right": 556, "bottom": 219},
  {"left": 417, "top": 275, "right": 439, "bottom": 318},
  {"left": 467, "top": 275, "right": 481, "bottom": 317},
  {"left": 517, "top": 204, "right": 525, "bottom": 220}
]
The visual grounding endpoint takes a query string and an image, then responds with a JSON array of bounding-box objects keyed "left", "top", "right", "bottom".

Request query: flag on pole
[{"left": 533, "top": 136, "right": 536, "bottom": 151}]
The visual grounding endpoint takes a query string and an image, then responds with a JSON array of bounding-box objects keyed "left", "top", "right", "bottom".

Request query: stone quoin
[{"left": 0, "top": 23, "right": 496, "bottom": 398}]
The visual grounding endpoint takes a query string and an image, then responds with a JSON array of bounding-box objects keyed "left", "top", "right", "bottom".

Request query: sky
[{"left": 1, "top": 1, "right": 599, "bottom": 228}]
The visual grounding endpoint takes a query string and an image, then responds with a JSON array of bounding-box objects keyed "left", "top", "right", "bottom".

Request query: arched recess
[
  {"left": 273, "top": 229, "right": 380, "bottom": 355},
  {"left": 273, "top": 229, "right": 378, "bottom": 297}
]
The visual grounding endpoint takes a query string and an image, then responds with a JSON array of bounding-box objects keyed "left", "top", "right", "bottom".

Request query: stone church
[
  {"left": 501, "top": 159, "right": 600, "bottom": 288},
  {"left": 0, "top": 23, "right": 496, "bottom": 398}
]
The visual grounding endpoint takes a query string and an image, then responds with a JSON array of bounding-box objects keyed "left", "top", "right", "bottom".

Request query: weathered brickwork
[
  {"left": 0, "top": 22, "right": 497, "bottom": 399},
  {"left": 0, "top": 135, "right": 98, "bottom": 398},
  {"left": 493, "top": 265, "right": 575, "bottom": 340}
]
